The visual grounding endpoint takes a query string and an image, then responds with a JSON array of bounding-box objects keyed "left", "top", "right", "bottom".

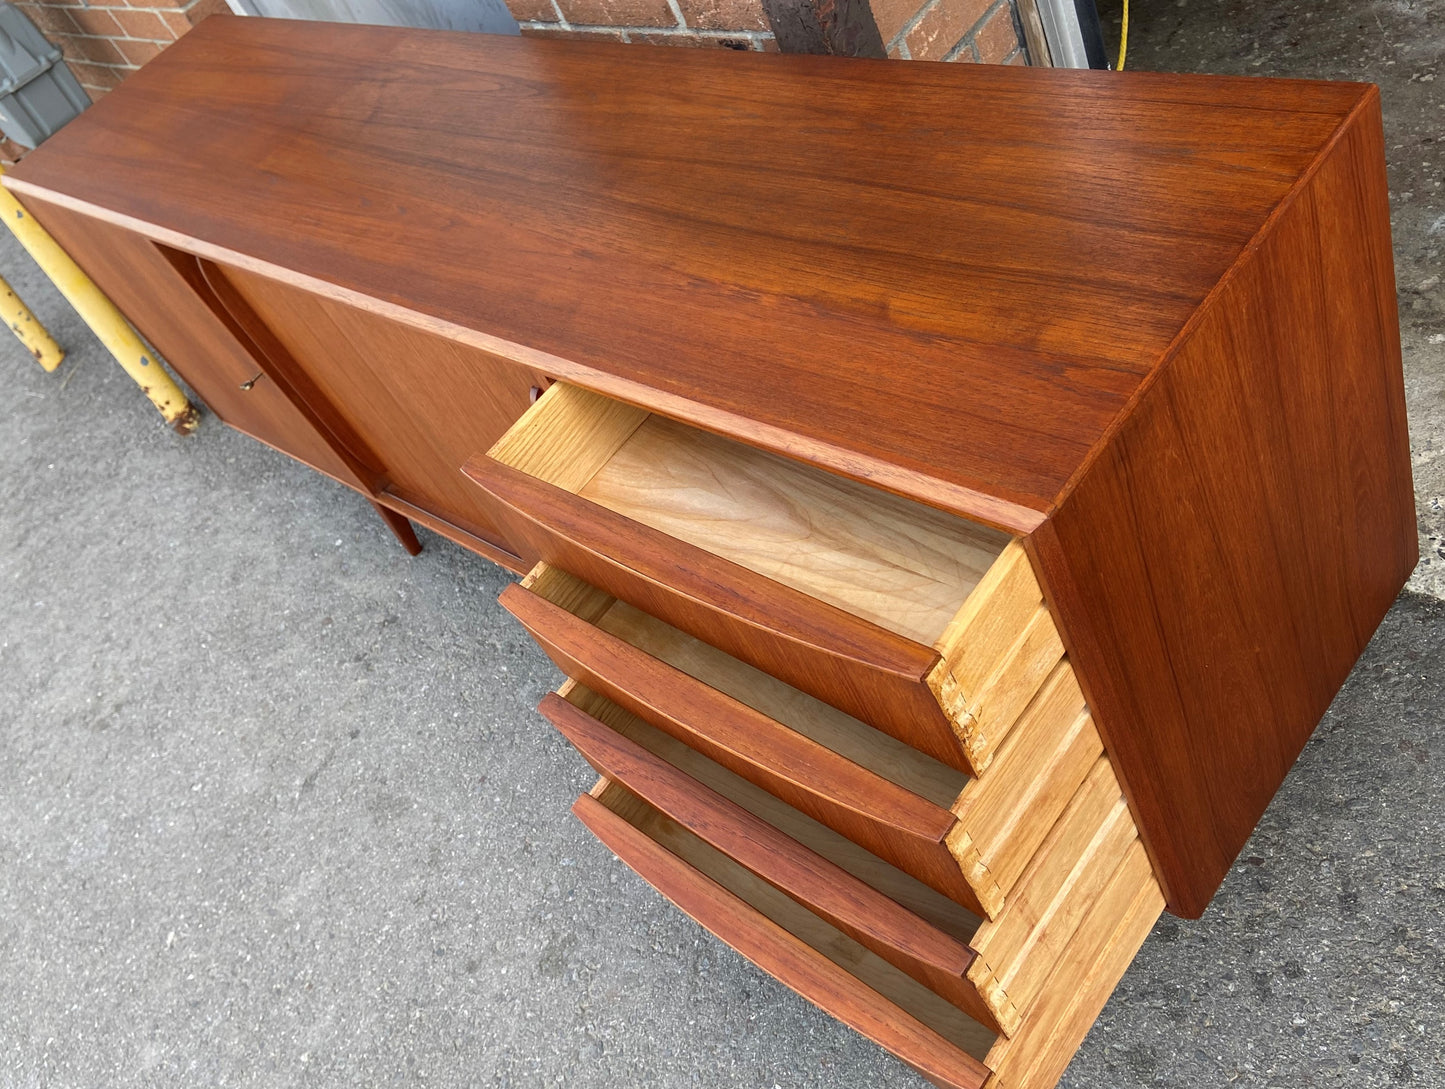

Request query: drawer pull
[
  {"left": 505, "top": 582, "right": 955, "bottom": 843},
  {"left": 573, "top": 790, "right": 994, "bottom": 1089}
]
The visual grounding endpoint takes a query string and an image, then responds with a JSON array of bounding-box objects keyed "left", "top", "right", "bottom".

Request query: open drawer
[
  {"left": 550, "top": 681, "right": 1162, "bottom": 1050},
  {"left": 508, "top": 563, "right": 1104, "bottom": 920},
  {"left": 463, "top": 383, "right": 1067, "bottom": 776}
]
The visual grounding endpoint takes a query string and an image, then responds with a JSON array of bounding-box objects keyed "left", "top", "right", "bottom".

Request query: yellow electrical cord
[{"left": 1116, "top": 0, "right": 1129, "bottom": 70}]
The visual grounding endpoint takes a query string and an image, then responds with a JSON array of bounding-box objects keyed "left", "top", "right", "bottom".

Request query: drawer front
[
  {"left": 510, "top": 561, "right": 1120, "bottom": 924},
  {"left": 552, "top": 675, "right": 1159, "bottom": 1033},
  {"left": 547, "top": 693, "right": 1002, "bottom": 1031},
  {"left": 575, "top": 782, "right": 997, "bottom": 1089},
  {"left": 503, "top": 578, "right": 999, "bottom": 911},
  {"left": 576, "top": 764, "right": 1163, "bottom": 1089},
  {"left": 465, "top": 382, "right": 1067, "bottom": 779},
  {"left": 468, "top": 451, "right": 972, "bottom": 769}
]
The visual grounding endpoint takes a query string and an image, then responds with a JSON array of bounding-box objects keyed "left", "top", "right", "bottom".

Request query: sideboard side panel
[{"left": 1032, "top": 95, "right": 1416, "bottom": 918}]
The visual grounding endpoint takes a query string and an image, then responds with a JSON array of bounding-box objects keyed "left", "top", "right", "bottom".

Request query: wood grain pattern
[
  {"left": 593, "top": 598, "right": 964, "bottom": 806},
  {"left": 515, "top": 563, "right": 964, "bottom": 804},
  {"left": 554, "top": 678, "right": 1156, "bottom": 1049},
  {"left": 218, "top": 262, "right": 549, "bottom": 556},
  {"left": 515, "top": 561, "right": 1112, "bottom": 923},
  {"left": 982, "top": 842, "right": 1163, "bottom": 1089},
  {"left": 1029, "top": 93, "right": 1416, "bottom": 917},
  {"left": 182, "top": 255, "right": 391, "bottom": 492},
  {"left": 580, "top": 754, "right": 1162, "bottom": 1084},
  {"left": 9, "top": 16, "right": 1413, "bottom": 926},
  {"left": 5, "top": 17, "right": 1371, "bottom": 527},
  {"left": 576, "top": 788, "right": 996, "bottom": 1088},
  {"left": 606, "top": 783, "right": 995, "bottom": 1060},
  {"left": 507, "top": 585, "right": 979, "bottom": 881},
  {"left": 948, "top": 665, "right": 1101, "bottom": 918},
  {"left": 481, "top": 383, "right": 1065, "bottom": 777},
  {"left": 374, "top": 491, "right": 527, "bottom": 574},
  {"left": 928, "top": 542, "right": 1065, "bottom": 772},
  {"left": 542, "top": 694, "right": 1004, "bottom": 1029},
  {"left": 487, "top": 382, "right": 648, "bottom": 496},
  {"left": 578, "top": 415, "right": 1008, "bottom": 645},
  {"left": 966, "top": 757, "right": 1136, "bottom": 1034}
]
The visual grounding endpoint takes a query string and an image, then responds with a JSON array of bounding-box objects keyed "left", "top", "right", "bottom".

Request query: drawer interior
[
  {"left": 490, "top": 383, "right": 1010, "bottom": 647},
  {"left": 564, "top": 680, "right": 981, "bottom": 940},
  {"left": 528, "top": 563, "right": 1105, "bottom": 922},
  {"left": 589, "top": 776, "right": 1000, "bottom": 1064},
  {"left": 482, "top": 384, "right": 1070, "bottom": 777},
  {"left": 527, "top": 562, "right": 966, "bottom": 807}
]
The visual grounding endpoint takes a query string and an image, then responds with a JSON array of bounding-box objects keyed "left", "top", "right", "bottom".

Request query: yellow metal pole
[
  {"left": 0, "top": 167, "right": 199, "bottom": 433},
  {"left": 0, "top": 271, "right": 64, "bottom": 371}
]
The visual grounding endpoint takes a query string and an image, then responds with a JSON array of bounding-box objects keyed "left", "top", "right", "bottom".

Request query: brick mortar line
[
  {"left": 944, "top": 0, "right": 1014, "bottom": 62},
  {"left": 65, "top": 57, "right": 137, "bottom": 70},
  {"left": 890, "top": 0, "right": 1015, "bottom": 60},
  {"left": 53, "top": 29, "right": 175, "bottom": 45},
  {"left": 885, "top": 0, "right": 939, "bottom": 55},
  {"left": 26, "top": 1, "right": 191, "bottom": 9},
  {"left": 64, "top": 0, "right": 203, "bottom": 6},
  {"left": 663, "top": 0, "right": 687, "bottom": 29},
  {"left": 941, "top": 36, "right": 977, "bottom": 61}
]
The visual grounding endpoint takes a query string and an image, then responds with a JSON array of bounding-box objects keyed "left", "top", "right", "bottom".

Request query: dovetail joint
[
  {"left": 927, "top": 661, "right": 993, "bottom": 774},
  {"left": 967, "top": 956, "right": 1023, "bottom": 1038},
  {"left": 946, "top": 826, "right": 1005, "bottom": 919}
]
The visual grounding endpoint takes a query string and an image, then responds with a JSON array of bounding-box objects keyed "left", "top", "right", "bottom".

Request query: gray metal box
[{"left": 0, "top": 2, "right": 86, "bottom": 149}]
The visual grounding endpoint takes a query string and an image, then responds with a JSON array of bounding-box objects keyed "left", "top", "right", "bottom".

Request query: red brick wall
[
  {"left": 879, "top": 0, "right": 1023, "bottom": 61},
  {"left": 512, "top": 0, "right": 1026, "bottom": 61},
  {"left": 14, "top": 0, "right": 229, "bottom": 101},
  {"left": 514, "top": 0, "right": 779, "bottom": 51}
]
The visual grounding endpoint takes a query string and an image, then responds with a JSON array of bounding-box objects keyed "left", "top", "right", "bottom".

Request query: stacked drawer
[{"left": 464, "top": 384, "right": 1164, "bottom": 1089}]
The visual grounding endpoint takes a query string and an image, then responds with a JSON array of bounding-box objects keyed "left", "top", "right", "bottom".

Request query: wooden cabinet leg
[{"left": 370, "top": 500, "right": 423, "bottom": 556}]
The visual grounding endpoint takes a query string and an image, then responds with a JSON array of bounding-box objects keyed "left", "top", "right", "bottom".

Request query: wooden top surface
[{"left": 9, "top": 17, "right": 1372, "bottom": 529}]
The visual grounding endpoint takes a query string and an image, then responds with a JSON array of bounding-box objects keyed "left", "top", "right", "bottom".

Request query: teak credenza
[{"left": 8, "top": 17, "right": 1416, "bottom": 1088}]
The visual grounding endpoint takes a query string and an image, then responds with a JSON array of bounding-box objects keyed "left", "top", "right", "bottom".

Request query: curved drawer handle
[
  {"left": 546, "top": 694, "right": 1001, "bottom": 1032},
  {"left": 505, "top": 582, "right": 955, "bottom": 844},
  {"left": 574, "top": 792, "right": 993, "bottom": 1089},
  {"left": 462, "top": 454, "right": 973, "bottom": 772}
]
